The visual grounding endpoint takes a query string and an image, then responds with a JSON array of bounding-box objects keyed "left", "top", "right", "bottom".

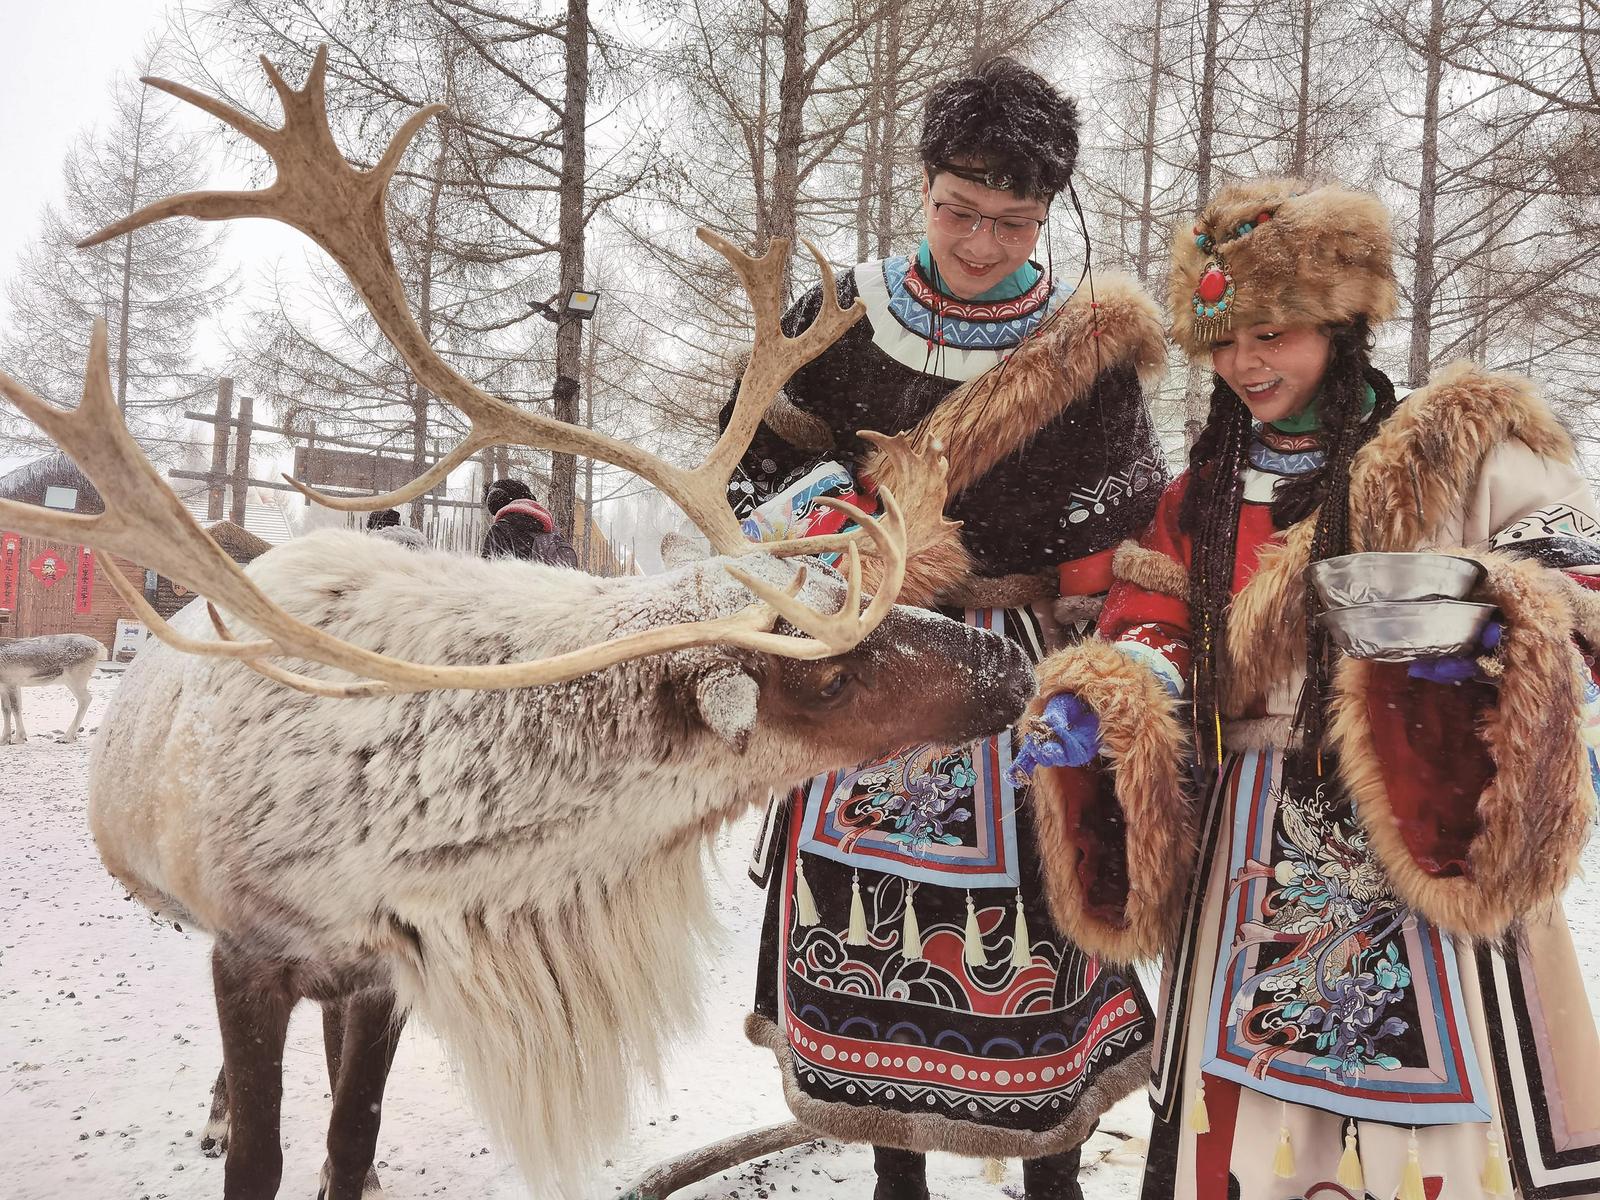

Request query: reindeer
[
  {"left": 0, "top": 48, "right": 1035, "bottom": 1200},
  {"left": 0, "top": 632, "right": 107, "bottom": 743}
]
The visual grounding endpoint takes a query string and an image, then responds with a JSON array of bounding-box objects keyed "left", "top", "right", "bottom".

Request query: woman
[
  {"left": 1020, "top": 177, "right": 1600, "bottom": 1199},
  {"left": 728, "top": 57, "right": 1170, "bottom": 1200}
]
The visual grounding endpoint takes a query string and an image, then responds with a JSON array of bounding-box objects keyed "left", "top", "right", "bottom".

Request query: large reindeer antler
[
  {"left": 0, "top": 325, "right": 910, "bottom": 696},
  {"left": 79, "top": 46, "right": 866, "bottom": 558},
  {"left": 0, "top": 47, "right": 943, "bottom": 696}
]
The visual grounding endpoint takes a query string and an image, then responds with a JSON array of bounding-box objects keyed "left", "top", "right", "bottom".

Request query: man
[
  {"left": 480, "top": 478, "right": 581, "bottom": 568},
  {"left": 729, "top": 57, "right": 1171, "bottom": 1200}
]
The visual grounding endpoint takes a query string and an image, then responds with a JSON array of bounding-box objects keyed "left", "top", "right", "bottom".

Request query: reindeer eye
[{"left": 818, "top": 671, "right": 852, "bottom": 700}]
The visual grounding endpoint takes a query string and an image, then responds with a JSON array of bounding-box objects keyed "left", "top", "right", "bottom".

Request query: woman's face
[
  {"left": 920, "top": 168, "right": 1047, "bottom": 300},
  {"left": 1210, "top": 324, "right": 1333, "bottom": 424}
]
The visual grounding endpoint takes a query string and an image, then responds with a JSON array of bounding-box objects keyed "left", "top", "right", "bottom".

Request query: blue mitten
[
  {"left": 1011, "top": 693, "right": 1102, "bottom": 783},
  {"left": 1407, "top": 621, "right": 1503, "bottom": 684}
]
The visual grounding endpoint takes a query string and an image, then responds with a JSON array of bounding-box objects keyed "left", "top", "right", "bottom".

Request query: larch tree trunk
[
  {"left": 114, "top": 86, "right": 149, "bottom": 415},
  {"left": 550, "top": 0, "right": 590, "bottom": 541},
  {"left": 1194, "top": 0, "right": 1222, "bottom": 210},
  {"left": 1291, "top": 0, "right": 1314, "bottom": 175},
  {"left": 875, "top": 0, "right": 902, "bottom": 259},
  {"left": 1135, "top": 0, "right": 1166, "bottom": 285},
  {"left": 410, "top": 125, "right": 451, "bottom": 528},
  {"left": 856, "top": 17, "right": 882, "bottom": 265},
  {"left": 769, "top": 0, "right": 810, "bottom": 292},
  {"left": 1408, "top": 0, "right": 1447, "bottom": 387},
  {"left": 1186, "top": 0, "right": 1225, "bottom": 439}
]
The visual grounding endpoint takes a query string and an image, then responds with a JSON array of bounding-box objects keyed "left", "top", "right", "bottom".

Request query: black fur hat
[
  {"left": 920, "top": 56, "right": 1079, "bottom": 200},
  {"left": 485, "top": 477, "right": 535, "bottom": 516},
  {"left": 365, "top": 508, "right": 402, "bottom": 531}
]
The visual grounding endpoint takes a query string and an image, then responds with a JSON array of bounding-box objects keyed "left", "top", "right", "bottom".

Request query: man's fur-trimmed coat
[{"left": 726, "top": 266, "right": 1170, "bottom": 607}]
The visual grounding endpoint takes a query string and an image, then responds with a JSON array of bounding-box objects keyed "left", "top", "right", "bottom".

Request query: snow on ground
[{"left": 2, "top": 671, "right": 1597, "bottom": 1200}]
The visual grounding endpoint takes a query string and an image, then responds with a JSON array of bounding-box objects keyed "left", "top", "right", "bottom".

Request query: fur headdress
[{"left": 1168, "top": 177, "right": 1398, "bottom": 357}]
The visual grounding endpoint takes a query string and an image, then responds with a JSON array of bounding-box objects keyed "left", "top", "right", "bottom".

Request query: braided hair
[{"left": 1180, "top": 318, "right": 1398, "bottom": 772}]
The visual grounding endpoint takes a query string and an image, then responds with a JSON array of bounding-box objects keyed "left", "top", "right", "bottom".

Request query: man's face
[{"left": 920, "top": 167, "right": 1048, "bottom": 300}]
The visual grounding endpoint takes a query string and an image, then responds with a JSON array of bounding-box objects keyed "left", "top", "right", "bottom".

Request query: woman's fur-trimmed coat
[{"left": 1028, "top": 362, "right": 1600, "bottom": 961}]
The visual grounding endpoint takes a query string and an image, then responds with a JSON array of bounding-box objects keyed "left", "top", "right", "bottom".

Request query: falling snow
[{"left": 2, "top": 674, "right": 1595, "bottom": 1199}]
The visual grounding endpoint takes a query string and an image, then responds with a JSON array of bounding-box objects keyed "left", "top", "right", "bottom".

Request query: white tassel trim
[
  {"left": 1009, "top": 892, "right": 1031, "bottom": 969},
  {"left": 793, "top": 856, "right": 819, "bottom": 927},
  {"left": 901, "top": 883, "right": 923, "bottom": 960},
  {"left": 846, "top": 872, "right": 870, "bottom": 946},
  {"left": 963, "top": 892, "right": 985, "bottom": 966}
]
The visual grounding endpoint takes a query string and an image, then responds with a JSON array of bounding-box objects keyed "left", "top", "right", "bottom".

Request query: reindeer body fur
[{"left": 87, "top": 529, "right": 1030, "bottom": 1192}]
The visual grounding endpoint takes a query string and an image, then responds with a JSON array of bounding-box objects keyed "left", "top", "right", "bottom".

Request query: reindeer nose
[{"left": 962, "top": 622, "right": 1036, "bottom": 725}]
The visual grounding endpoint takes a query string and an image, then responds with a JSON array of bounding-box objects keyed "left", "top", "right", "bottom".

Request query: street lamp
[{"left": 529, "top": 289, "right": 602, "bottom": 323}]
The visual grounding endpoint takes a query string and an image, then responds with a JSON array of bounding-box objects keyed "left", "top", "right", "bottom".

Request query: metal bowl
[
  {"left": 1307, "top": 552, "right": 1485, "bottom": 610},
  {"left": 1319, "top": 600, "right": 1497, "bottom": 663}
]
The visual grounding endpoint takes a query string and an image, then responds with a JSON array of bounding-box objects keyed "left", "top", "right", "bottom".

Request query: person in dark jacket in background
[{"left": 481, "top": 478, "right": 581, "bottom": 568}]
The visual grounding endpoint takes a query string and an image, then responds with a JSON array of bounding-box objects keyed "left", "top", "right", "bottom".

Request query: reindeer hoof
[
  {"left": 199, "top": 1120, "right": 228, "bottom": 1157},
  {"left": 316, "top": 1162, "right": 384, "bottom": 1198}
]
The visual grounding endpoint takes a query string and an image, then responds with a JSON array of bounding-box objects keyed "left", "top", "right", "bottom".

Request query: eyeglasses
[{"left": 930, "top": 200, "right": 1046, "bottom": 248}]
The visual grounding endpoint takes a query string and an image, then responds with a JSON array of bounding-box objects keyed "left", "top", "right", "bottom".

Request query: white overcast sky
[{"left": 0, "top": 0, "right": 179, "bottom": 305}]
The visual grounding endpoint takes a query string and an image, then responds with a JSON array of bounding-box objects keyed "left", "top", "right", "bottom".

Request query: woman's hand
[
  {"left": 1407, "top": 620, "right": 1504, "bottom": 684},
  {"left": 1011, "top": 693, "right": 1103, "bottom": 782}
]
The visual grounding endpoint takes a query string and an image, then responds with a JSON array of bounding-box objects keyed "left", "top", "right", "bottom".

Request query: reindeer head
[{"left": 648, "top": 552, "right": 1033, "bottom": 786}]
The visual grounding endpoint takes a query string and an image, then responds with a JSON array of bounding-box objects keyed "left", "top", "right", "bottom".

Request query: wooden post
[
  {"left": 304, "top": 418, "right": 318, "bottom": 492},
  {"left": 617, "top": 1121, "right": 810, "bottom": 1199},
  {"left": 208, "top": 377, "right": 233, "bottom": 521},
  {"left": 230, "top": 390, "right": 253, "bottom": 527}
]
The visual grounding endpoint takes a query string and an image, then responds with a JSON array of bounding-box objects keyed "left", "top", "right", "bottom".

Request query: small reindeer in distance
[{"left": 0, "top": 633, "right": 107, "bottom": 744}]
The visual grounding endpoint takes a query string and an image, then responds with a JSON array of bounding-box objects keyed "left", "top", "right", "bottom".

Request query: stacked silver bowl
[{"left": 1307, "top": 552, "right": 1493, "bottom": 662}]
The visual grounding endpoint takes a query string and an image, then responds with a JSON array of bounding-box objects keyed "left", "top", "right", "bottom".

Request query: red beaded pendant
[{"left": 1197, "top": 268, "right": 1229, "bottom": 303}]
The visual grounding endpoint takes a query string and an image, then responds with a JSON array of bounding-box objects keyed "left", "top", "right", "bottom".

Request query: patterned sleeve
[
  {"left": 1468, "top": 437, "right": 1600, "bottom": 574},
  {"left": 1097, "top": 476, "right": 1195, "bottom": 696},
  {"left": 1026, "top": 476, "right": 1197, "bottom": 963},
  {"left": 1330, "top": 436, "right": 1600, "bottom": 941}
]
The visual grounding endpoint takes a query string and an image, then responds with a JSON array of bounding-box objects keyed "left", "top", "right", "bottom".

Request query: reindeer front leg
[
  {"left": 200, "top": 1066, "right": 230, "bottom": 1156},
  {"left": 213, "top": 937, "right": 294, "bottom": 1200},
  {"left": 319, "top": 989, "right": 403, "bottom": 1200},
  {"left": 62, "top": 677, "right": 91, "bottom": 742},
  {"left": 3, "top": 685, "right": 25, "bottom": 743}
]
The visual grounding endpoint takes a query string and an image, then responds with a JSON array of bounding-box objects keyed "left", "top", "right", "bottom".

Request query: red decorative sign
[
  {"left": 74, "top": 545, "right": 94, "bottom": 614},
  {"left": 29, "top": 549, "right": 67, "bottom": 588},
  {"left": 0, "top": 534, "right": 19, "bottom": 610}
]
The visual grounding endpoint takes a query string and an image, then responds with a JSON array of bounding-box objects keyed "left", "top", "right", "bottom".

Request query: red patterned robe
[{"left": 1030, "top": 365, "right": 1600, "bottom": 1199}]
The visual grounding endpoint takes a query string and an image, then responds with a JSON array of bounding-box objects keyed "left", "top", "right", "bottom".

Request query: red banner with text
[{"left": 0, "top": 533, "right": 19, "bottom": 611}]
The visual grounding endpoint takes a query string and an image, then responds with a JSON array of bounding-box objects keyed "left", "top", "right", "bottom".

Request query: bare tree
[{"left": 1, "top": 58, "right": 233, "bottom": 455}]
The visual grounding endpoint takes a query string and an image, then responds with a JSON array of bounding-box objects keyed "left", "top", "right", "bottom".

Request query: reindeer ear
[{"left": 693, "top": 667, "right": 761, "bottom": 754}]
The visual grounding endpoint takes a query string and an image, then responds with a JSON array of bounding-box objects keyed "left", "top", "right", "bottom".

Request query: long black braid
[{"left": 1180, "top": 318, "right": 1399, "bottom": 776}]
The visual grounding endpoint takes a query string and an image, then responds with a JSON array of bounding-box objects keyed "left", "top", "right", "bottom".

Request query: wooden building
[{"left": 0, "top": 454, "right": 277, "bottom": 649}]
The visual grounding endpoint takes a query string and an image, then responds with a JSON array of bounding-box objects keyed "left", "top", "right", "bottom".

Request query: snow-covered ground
[{"left": 2, "top": 672, "right": 1596, "bottom": 1200}]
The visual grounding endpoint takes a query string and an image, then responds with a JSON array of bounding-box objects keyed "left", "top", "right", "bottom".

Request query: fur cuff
[
  {"left": 1112, "top": 539, "right": 1188, "bottom": 599},
  {"left": 1028, "top": 640, "right": 1193, "bottom": 963},
  {"left": 1330, "top": 554, "right": 1592, "bottom": 939}
]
